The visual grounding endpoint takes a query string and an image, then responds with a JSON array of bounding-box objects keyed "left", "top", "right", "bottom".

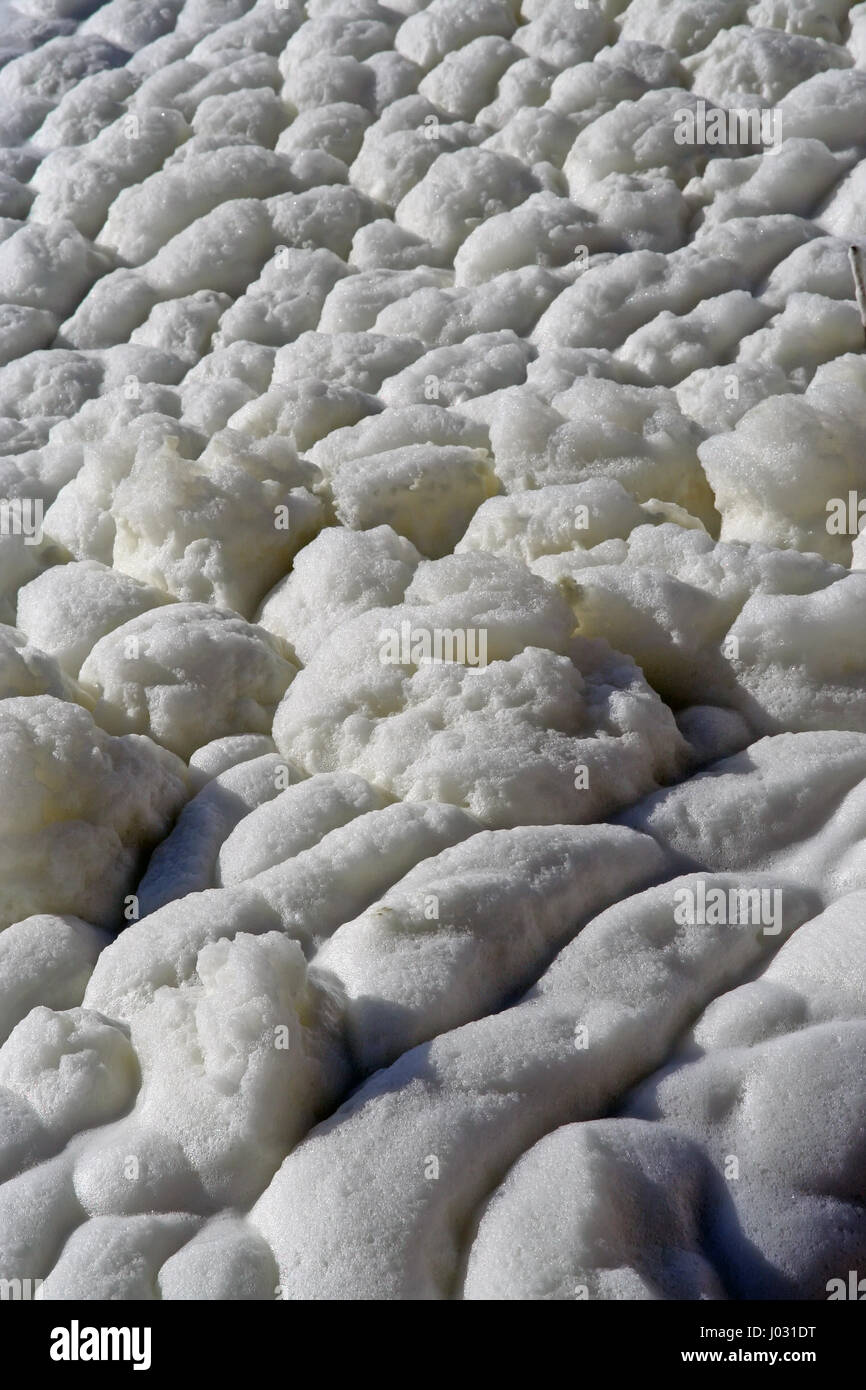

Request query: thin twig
[{"left": 849, "top": 244, "right": 866, "bottom": 348}]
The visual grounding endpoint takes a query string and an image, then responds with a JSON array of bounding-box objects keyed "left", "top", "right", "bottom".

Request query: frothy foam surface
[{"left": 0, "top": 0, "right": 864, "bottom": 1302}]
